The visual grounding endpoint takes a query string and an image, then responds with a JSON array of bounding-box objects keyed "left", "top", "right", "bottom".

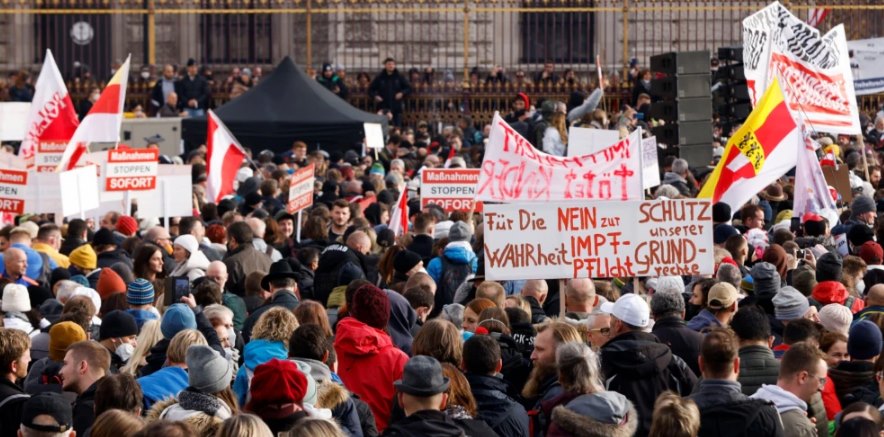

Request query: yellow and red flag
[{"left": 698, "top": 80, "right": 801, "bottom": 210}]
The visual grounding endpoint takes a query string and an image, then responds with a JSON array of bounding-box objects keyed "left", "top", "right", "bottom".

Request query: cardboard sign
[
  {"left": 483, "top": 199, "right": 714, "bottom": 280},
  {"left": 477, "top": 114, "right": 643, "bottom": 202},
  {"left": 287, "top": 164, "right": 315, "bottom": 214},
  {"left": 364, "top": 123, "right": 385, "bottom": 149},
  {"left": 135, "top": 165, "right": 194, "bottom": 219},
  {"left": 822, "top": 165, "right": 852, "bottom": 203},
  {"left": 0, "top": 102, "right": 31, "bottom": 141},
  {"left": 34, "top": 142, "right": 67, "bottom": 172},
  {"left": 641, "top": 136, "right": 661, "bottom": 189},
  {"left": 421, "top": 168, "right": 482, "bottom": 212},
  {"left": 105, "top": 149, "right": 159, "bottom": 191},
  {"left": 0, "top": 169, "right": 28, "bottom": 214},
  {"left": 567, "top": 127, "right": 620, "bottom": 157}
]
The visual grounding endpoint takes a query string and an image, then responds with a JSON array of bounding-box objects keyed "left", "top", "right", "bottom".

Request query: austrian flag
[
  {"left": 20, "top": 50, "right": 79, "bottom": 165},
  {"left": 206, "top": 110, "right": 248, "bottom": 203},
  {"left": 698, "top": 80, "right": 801, "bottom": 210}
]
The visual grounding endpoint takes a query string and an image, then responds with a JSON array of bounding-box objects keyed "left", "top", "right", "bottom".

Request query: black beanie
[
  {"left": 847, "top": 224, "right": 874, "bottom": 248},
  {"left": 99, "top": 311, "right": 139, "bottom": 340},
  {"left": 816, "top": 252, "right": 843, "bottom": 283},
  {"left": 713, "top": 202, "right": 732, "bottom": 223}
]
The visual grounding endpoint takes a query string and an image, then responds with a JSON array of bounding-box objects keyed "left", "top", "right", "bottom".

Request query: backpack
[
  {"left": 697, "top": 398, "right": 776, "bottom": 437},
  {"left": 36, "top": 251, "right": 52, "bottom": 286},
  {"left": 436, "top": 255, "right": 471, "bottom": 312}
]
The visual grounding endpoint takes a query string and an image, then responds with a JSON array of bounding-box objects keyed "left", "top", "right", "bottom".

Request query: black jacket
[
  {"left": 465, "top": 373, "right": 529, "bottom": 437},
  {"left": 368, "top": 69, "right": 411, "bottom": 113},
  {"left": 73, "top": 381, "right": 99, "bottom": 435},
  {"left": 174, "top": 75, "right": 210, "bottom": 110},
  {"left": 241, "top": 290, "right": 300, "bottom": 342},
  {"left": 600, "top": 330, "right": 697, "bottom": 437},
  {"left": 0, "top": 378, "right": 28, "bottom": 437},
  {"left": 737, "top": 345, "right": 780, "bottom": 396},
  {"left": 689, "top": 379, "right": 784, "bottom": 437},
  {"left": 523, "top": 296, "right": 550, "bottom": 325},
  {"left": 829, "top": 360, "right": 883, "bottom": 408},
  {"left": 407, "top": 235, "right": 435, "bottom": 265},
  {"left": 651, "top": 315, "right": 703, "bottom": 377},
  {"left": 382, "top": 409, "right": 498, "bottom": 437},
  {"left": 60, "top": 238, "right": 87, "bottom": 256},
  {"left": 492, "top": 333, "right": 531, "bottom": 401},
  {"left": 314, "top": 244, "right": 365, "bottom": 305},
  {"left": 96, "top": 248, "right": 133, "bottom": 270}
]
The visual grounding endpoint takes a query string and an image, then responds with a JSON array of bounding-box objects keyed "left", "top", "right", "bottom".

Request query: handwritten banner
[
  {"left": 743, "top": 2, "right": 860, "bottom": 134},
  {"left": 641, "top": 136, "right": 660, "bottom": 189},
  {"left": 421, "top": 168, "right": 482, "bottom": 212},
  {"left": 287, "top": 164, "right": 315, "bottom": 214},
  {"left": 477, "top": 113, "right": 643, "bottom": 202},
  {"left": 482, "top": 199, "right": 714, "bottom": 280}
]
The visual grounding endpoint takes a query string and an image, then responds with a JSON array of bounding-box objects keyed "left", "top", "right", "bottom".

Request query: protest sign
[
  {"left": 363, "top": 123, "right": 385, "bottom": 150},
  {"left": 287, "top": 164, "right": 315, "bottom": 214},
  {"left": 34, "top": 142, "right": 67, "bottom": 172},
  {"left": 105, "top": 148, "right": 159, "bottom": 191},
  {"left": 477, "top": 113, "right": 643, "bottom": 202},
  {"left": 641, "top": 136, "right": 660, "bottom": 189},
  {"left": 26, "top": 165, "right": 100, "bottom": 217},
  {"left": 743, "top": 2, "right": 860, "bottom": 134},
  {"left": 0, "top": 169, "right": 28, "bottom": 214},
  {"left": 421, "top": 168, "right": 482, "bottom": 212},
  {"left": 0, "top": 103, "right": 31, "bottom": 141},
  {"left": 567, "top": 127, "right": 620, "bottom": 157},
  {"left": 482, "top": 199, "right": 714, "bottom": 280},
  {"left": 134, "top": 165, "right": 193, "bottom": 219},
  {"left": 847, "top": 37, "right": 884, "bottom": 95}
]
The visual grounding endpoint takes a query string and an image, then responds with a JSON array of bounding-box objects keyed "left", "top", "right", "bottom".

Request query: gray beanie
[
  {"left": 772, "top": 286, "right": 810, "bottom": 321},
  {"left": 749, "top": 262, "right": 781, "bottom": 298},
  {"left": 440, "top": 303, "right": 465, "bottom": 330},
  {"left": 448, "top": 221, "right": 472, "bottom": 242},
  {"left": 292, "top": 360, "right": 319, "bottom": 405},
  {"left": 851, "top": 195, "right": 876, "bottom": 218},
  {"left": 186, "top": 345, "right": 234, "bottom": 394}
]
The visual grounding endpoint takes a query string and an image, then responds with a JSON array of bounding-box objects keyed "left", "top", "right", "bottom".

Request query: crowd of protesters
[{"left": 4, "top": 55, "right": 884, "bottom": 437}]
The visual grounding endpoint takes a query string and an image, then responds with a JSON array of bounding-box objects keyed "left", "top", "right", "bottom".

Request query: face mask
[
  {"left": 857, "top": 280, "right": 866, "bottom": 295},
  {"left": 115, "top": 342, "right": 135, "bottom": 362},
  {"left": 227, "top": 327, "right": 237, "bottom": 345},
  {"left": 641, "top": 79, "right": 651, "bottom": 87}
]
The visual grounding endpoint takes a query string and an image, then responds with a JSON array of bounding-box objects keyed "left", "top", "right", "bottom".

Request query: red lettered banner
[
  {"left": 0, "top": 169, "right": 28, "bottom": 214},
  {"left": 287, "top": 164, "right": 315, "bottom": 214},
  {"left": 477, "top": 113, "right": 643, "bottom": 202},
  {"left": 35, "top": 142, "right": 67, "bottom": 173},
  {"left": 482, "top": 199, "right": 714, "bottom": 280},
  {"left": 421, "top": 168, "right": 482, "bottom": 212},
  {"left": 105, "top": 148, "right": 159, "bottom": 191}
]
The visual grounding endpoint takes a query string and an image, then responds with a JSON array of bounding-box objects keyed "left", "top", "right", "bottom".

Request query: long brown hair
[
  {"left": 441, "top": 363, "right": 477, "bottom": 417},
  {"left": 412, "top": 319, "right": 463, "bottom": 367}
]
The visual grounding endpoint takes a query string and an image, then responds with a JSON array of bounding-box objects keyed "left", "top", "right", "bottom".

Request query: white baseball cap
[{"left": 599, "top": 293, "right": 650, "bottom": 328}]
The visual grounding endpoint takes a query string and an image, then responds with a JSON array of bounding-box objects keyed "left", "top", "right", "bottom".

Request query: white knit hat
[
  {"left": 819, "top": 303, "right": 852, "bottom": 336},
  {"left": 1, "top": 284, "right": 31, "bottom": 313},
  {"left": 173, "top": 234, "right": 199, "bottom": 255}
]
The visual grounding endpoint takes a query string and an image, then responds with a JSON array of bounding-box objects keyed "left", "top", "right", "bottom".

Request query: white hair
[
  {"left": 672, "top": 158, "right": 690, "bottom": 175},
  {"left": 245, "top": 217, "right": 266, "bottom": 238},
  {"left": 203, "top": 304, "right": 234, "bottom": 324}
]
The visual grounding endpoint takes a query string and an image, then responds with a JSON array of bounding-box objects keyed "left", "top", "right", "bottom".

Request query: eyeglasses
[{"left": 589, "top": 327, "right": 611, "bottom": 336}]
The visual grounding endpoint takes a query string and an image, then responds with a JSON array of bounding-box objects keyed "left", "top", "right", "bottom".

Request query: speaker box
[
  {"left": 651, "top": 74, "right": 711, "bottom": 99},
  {"left": 715, "top": 64, "right": 746, "bottom": 81},
  {"left": 717, "top": 83, "right": 750, "bottom": 101},
  {"left": 678, "top": 144, "right": 714, "bottom": 168},
  {"left": 718, "top": 102, "right": 752, "bottom": 119},
  {"left": 717, "top": 46, "right": 743, "bottom": 62},
  {"left": 649, "top": 97, "right": 712, "bottom": 123},
  {"left": 651, "top": 121, "right": 713, "bottom": 147},
  {"left": 650, "top": 51, "right": 710, "bottom": 75}
]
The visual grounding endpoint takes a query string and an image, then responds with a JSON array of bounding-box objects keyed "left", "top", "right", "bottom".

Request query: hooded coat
[
  {"left": 334, "top": 317, "right": 408, "bottom": 432},
  {"left": 386, "top": 290, "right": 417, "bottom": 355},
  {"left": 232, "top": 339, "right": 288, "bottom": 407},
  {"left": 465, "top": 373, "right": 529, "bottom": 437},
  {"left": 147, "top": 388, "right": 233, "bottom": 437},
  {"left": 828, "top": 360, "right": 882, "bottom": 408},
  {"left": 810, "top": 281, "right": 865, "bottom": 313},
  {"left": 600, "top": 331, "right": 697, "bottom": 437},
  {"left": 170, "top": 249, "right": 211, "bottom": 281},
  {"left": 751, "top": 384, "right": 815, "bottom": 437},
  {"left": 547, "top": 393, "right": 639, "bottom": 437}
]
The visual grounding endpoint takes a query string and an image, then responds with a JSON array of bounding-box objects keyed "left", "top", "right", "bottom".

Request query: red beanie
[
  {"left": 116, "top": 215, "right": 138, "bottom": 237},
  {"left": 351, "top": 285, "right": 390, "bottom": 330},
  {"left": 246, "top": 359, "right": 307, "bottom": 412},
  {"left": 96, "top": 268, "right": 126, "bottom": 300}
]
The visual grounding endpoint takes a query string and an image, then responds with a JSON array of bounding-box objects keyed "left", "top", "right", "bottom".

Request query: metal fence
[{"left": 3, "top": 0, "right": 884, "bottom": 126}]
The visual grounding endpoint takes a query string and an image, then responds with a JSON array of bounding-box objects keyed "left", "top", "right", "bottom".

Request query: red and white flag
[
  {"left": 443, "top": 146, "right": 457, "bottom": 168},
  {"left": 793, "top": 127, "right": 838, "bottom": 218},
  {"left": 20, "top": 50, "right": 80, "bottom": 164},
  {"left": 206, "top": 110, "right": 247, "bottom": 203},
  {"left": 388, "top": 187, "right": 408, "bottom": 237},
  {"left": 807, "top": 7, "right": 830, "bottom": 27},
  {"left": 57, "top": 56, "right": 131, "bottom": 171}
]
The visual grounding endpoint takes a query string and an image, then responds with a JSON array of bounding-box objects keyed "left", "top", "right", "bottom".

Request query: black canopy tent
[{"left": 181, "top": 56, "right": 387, "bottom": 154}]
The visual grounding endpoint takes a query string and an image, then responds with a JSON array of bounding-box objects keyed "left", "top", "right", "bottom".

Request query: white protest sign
[
  {"left": 287, "top": 164, "right": 315, "bottom": 214},
  {"left": 134, "top": 165, "right": 193, "bottom": 218},
  {"left": 0, "top": 169, "right": 28, "bottom": 214},
  {"left": 478, "top": 114, "right": 643, "bottom": 202},
  {"left": 34, "top": 142, "right": 67, "bottom": 172},
  {"left": 105, "top": 148, "right": 159, "bottom": 191},
  {"left": 482, "top": 199, "right": 714, "bottom": 280},
  {"left": 58, "top": 165, "right": 101, "bottom": 216},
  {"left": 0, "top": 103, "right": 31, "bottom": 141},
  {"left": 363, "top": 123, "right": 385, "bottom": 149},
  {"left": 743, "top": 2, "right": 860, "bottom": 134},
  {"left": 567, "top": 127, "right": 620, "bottom": 157},
  {"left": 847, "top": 37, "right": 884, "bottom": 96},
  {"left": 421, "top": 168, "right": 482, "bottom": 212},
  {"left": 642, "top": 136, "right": 660, "bottom": 189}
]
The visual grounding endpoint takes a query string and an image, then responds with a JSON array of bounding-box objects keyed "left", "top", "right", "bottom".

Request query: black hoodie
[{"left": 600, "top": 330, "right": 697, "bottom": 437}]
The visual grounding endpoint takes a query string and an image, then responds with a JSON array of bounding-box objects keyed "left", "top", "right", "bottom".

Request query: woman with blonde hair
[
  {"left": 90, "top": 409, "right": 145, "bottom": 437},
  {"left": 120, "top": 319, "right": 163, "bottom": 376},
  {"left": 285, "top": 418, "right": 346, "bottom": 437},
  {"left": 648, "top": 391, "right": 701, "bottom": 437},
  {"left": 233, "top": 307, "right": 299, "bottom": 406},
  {"left": 215, "top": 413, "right": 273, "bottom": 437},
  {"left": 542, "top": 111, "right": 569, "bottom": 156}
]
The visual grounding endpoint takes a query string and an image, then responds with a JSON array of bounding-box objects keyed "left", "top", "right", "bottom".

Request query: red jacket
[
  {"left": 334, "top": 317, "right": 408, "bottom": 432},
  {"left": 812, "top": 281, "right": 865, "bottom": 313}
]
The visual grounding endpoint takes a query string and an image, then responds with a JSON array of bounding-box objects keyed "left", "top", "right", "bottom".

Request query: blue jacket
[
  {"left": 233, "top": 339, "right": 288, "bottom": 406},
  {"left": 426, "top": 241, "right": 478, "bottom": 284},
  {"left": 137, "top": 366, "right": 188, "bottom": 411},
  {"left": 0, "top": 243, "right": 57, "bottom": 280},
  {"left": 126, "top": 309, "right": 159, "bottom": 331},
  {"left": 687, "top": 308, "right": 723, "bottom": 332}
]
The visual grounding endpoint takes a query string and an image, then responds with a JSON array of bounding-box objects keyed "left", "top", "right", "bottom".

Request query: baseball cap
[
  {"left": 20, "top": 393, "right": 73, "bottom": 433},
  {"left": 707, "top": 282, "right": 738, "bottom": 310},
  {"left": 599, "top": 294, "right": 650, "bottom": 328}
]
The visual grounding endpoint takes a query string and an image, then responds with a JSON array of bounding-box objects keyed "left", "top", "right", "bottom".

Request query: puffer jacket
[
  {"left": 828, "top": 360, "right": 882, "bottom": 408},
  {"left": 169, "top": 249, "right": 210, "bottom": 281},
  {"left": 334, "top": 317, "right": 408, "bottom": 432},
  {"left": 426, "top": 241, "right": 478, "bottom": 285},
  {"left": 810, "top": 281, "right": 865, "bottom": 313},
  {"left": 147, "top": 388, "right": 233, "bottom": 437},
  {"left": 737, "top": 345, "right": 780, "bottom": 396},
  {"left": 232, "top": 339, "right": 288, "bottom": 406},
  {"left": 466, "top": 372, "right": 529, "bottom": 437}
]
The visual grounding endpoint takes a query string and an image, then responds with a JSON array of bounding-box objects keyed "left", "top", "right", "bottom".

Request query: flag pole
[
  {"left": 857, "top": 134, "right": 871, "bottom": 184},
  {"left": 296, "top": 210, "right": 302, "bottom": 243}
]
